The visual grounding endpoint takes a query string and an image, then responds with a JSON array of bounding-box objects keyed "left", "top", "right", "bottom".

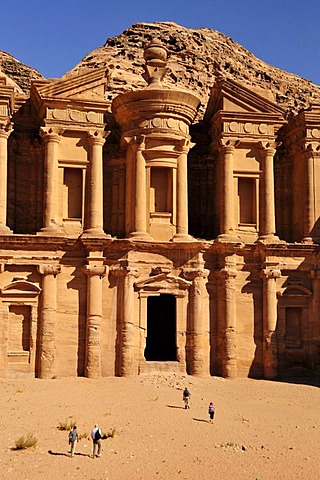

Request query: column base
[
  {"left": 216, "top": 232, "right": 242, "bottom": 243},
  {"left": 128, "top": 231, "right": 153, "bottom": 240},
  {"left": 81, "top": 228, "right": 111, "bottom": 238},
  {"left": 0, "top": 224, "right": 13, "bottom": 235},
  {"left": 301, "top": 236, "right": 314, "bottom": 244},
  {"left": 171, "top": 233, "right": 195, "bottom": 242},
  {"left": 37, "top": 226, "right": 66, "bottom": 236},
  {"left": 256, "top": 234, "right": 285, "bottom": 245}
]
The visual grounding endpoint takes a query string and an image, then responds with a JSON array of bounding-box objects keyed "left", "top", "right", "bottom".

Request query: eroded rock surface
[{"left": 65, "top": 21, "right": 320, "bottom": 119}]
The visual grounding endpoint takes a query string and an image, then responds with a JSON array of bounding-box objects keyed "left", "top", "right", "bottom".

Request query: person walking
[
  {"left": 91, "top": 424, "right": 102, "bottom": 458},
  {"left": 68, "top": 425, "right": 79, "bottom": 457},
  {"left": 183, "top": 387, "right": 191, "bottom": 409},
  {"left": 208, "top": 402, "right": 215, "bottom": 423}
]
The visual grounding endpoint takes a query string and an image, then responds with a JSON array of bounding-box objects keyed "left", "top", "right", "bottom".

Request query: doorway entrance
[{"left": 145, "top": 294, "right": 176, "bottom": 361}]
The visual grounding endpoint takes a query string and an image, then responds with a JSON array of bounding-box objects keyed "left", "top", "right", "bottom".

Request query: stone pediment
[
  {"left": 135, "top": 273, "right": 191, "bottom": 291},
  {"left": 1, "top": 279, "right": 41, "bottom": 297},
  {"left": 205, "top": 77, "right": 285, "bottom": 121},
  {"left": 33, "top": 67, "right": 110, "bottom": 101}
]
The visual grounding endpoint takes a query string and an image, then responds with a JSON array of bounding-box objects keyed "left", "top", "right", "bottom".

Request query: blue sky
[{"left": 1, "top": 0, "right": 320, "bottom": 85}]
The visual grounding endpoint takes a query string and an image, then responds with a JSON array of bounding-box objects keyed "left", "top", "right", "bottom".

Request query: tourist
[
  {"left": 68, "top": 425, "right": 79, "bottom": 457},
  {"left": 208, "top": 402, "right": 215, "bottom": 423},
  {"left": 91, "top": 424, "right": 102, "bottom": 458},
  {"left": 183, "top": 387, "right": 191, "bottom": 409}
]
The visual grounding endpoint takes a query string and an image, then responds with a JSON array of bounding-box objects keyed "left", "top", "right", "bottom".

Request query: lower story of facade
[{"left": 0, "top": 235, "right": 319, "bottom": 380}]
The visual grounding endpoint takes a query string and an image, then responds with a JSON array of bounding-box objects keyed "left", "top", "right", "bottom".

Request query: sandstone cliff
[
  {"left": 0, "top": 51, "right": 44, "bottom": 94},
  {"left": 2, "top": 22, "right": 320, "bottom": 119},
  {"left": 65, "top": 22, "right": 320, "bottom": 119}
]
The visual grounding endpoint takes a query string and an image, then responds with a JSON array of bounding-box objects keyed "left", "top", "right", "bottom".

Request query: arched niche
[{"left": 0, "top": 278, "right": 41, "bottom": 375}]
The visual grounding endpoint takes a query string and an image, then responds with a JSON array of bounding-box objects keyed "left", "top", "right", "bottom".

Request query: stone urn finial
[{"left": 142, "top": 38, "right": 169, "bottom": 88}]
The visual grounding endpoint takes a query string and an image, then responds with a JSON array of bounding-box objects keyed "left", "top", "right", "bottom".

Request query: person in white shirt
[{"left": 91, "top": 424, "right": 102, "bottom": 458}]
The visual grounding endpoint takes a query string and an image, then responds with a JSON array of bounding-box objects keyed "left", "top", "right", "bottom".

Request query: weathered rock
[
  {"left": 0, "top": 50, "right": 44, "bottom": 93},
  {"left": 65, "top": 22, "right": 320, "bottom": 119}
]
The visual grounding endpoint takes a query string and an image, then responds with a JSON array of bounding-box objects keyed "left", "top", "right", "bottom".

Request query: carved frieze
[
  {"left": 224, "top": 121, "right": 274, "bottom": 136},
  {"left": 46, "top": 108, "right": 103, "bottom": 124}
]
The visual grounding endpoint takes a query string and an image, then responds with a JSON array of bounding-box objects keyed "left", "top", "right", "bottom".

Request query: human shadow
[
  {"left": 166, "top": 405, "right": 185, "bottom": 410},
  {"left": 48, "top": 450, "right": 91, "bottom": 458},
  {"left": 192, "top": 418, "right": 210, "bottom": 423}
]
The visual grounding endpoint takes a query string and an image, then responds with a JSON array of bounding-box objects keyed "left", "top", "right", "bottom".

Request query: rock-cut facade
[{"left": 0, "top": 38, "right": 319, "bottom": 380}]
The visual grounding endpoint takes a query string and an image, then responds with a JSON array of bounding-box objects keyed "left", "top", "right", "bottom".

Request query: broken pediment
[
  {"left": 32, "top": 67, "right": 110, "bottom": 101},
  {"left": 204, "top": 77, "right": 285, "bottom": 121}
]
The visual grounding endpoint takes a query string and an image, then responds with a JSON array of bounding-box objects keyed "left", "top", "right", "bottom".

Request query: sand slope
[{"left": 0, "top": 374, "right": 319, "bottom": 480}]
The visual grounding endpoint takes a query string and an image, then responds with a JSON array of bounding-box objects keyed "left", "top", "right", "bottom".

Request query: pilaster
[
  {"left": 38, "top": 127, "right": 65, "bottom": 236},
  {"left": 84, "top": 253, "right": 107, "bottom": 378},
  {"left": 183, "top": 267, "right": 210, "bottom": 375},
  {"left": 83, "top": 130, "right": 110, "bottom": 236},
  {"left": 0, "top": 122, "right": 13, "bottom": 234},
  {"left": 257, "top": 142, "right": 281, "bottom": 243},
  {"left": 262, "top": 265, "right": 281, "bottom": 379},
  {"left": 218, "top": 261, "right": 238, "bottom": 378},
  {"left": 37, "top": 264, "right": 61, "bottom": 378}
]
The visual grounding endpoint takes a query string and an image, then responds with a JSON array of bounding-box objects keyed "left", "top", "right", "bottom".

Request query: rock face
[
  {"left": 66, "top": 21, "right": 320, "bottom": 119},
  {"left": 0, "top": 51, "right": 44, "bottom": 94}
]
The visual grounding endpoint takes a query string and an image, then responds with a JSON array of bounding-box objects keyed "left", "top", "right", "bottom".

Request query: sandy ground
[{"left": 0, "top": 373, "right": 319, "bottom": 480}]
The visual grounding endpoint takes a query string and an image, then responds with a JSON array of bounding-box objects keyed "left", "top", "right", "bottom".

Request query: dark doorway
[{"left": 145, "top": 294, "right": 176, "bottom": 361}]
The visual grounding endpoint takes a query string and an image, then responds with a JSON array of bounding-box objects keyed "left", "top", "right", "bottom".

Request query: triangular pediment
[
  {"left": 135, "top": 273, "right": 191, "bottom": 291},
  {"left": 33, "top": 67, "right": 110, "bottom": 101},
  {"left": 205, "top": 77, "right": 285, "bottom": 121}
]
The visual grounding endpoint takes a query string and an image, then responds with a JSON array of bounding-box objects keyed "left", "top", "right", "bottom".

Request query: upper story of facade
[{"left": 1, "top": 41, "right": 320, "bottom": 245}]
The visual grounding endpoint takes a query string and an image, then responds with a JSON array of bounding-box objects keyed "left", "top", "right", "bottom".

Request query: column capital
[
  {"left": 310, "top": 269, "right": 320, "bottom": 279},
  {"left": 0, "top": 121, "right": 13, "bottom": 139},
  {"left": 262, "top": 267, "right": 281, "bottom": 280},
  {"left": 87, "top": 129, "right": 110, "bottom": 146},
  {"left": 84, "top": 264, "right": 107, "bottom": 278},
  {"left": 217, "top": 138, "right": 238, "bottom": 154},
  {"left": 258, "top": 141, "right": 280, "bottom": 156},
  {"left": 110, "top": 265, "right": 139, "bottom": 279},
  {"left": 177, "top": 138, "right": 195, "bottom": 154},
  {"left": 124, "top": 134, "right": 146, "bottom": 150},
  {"left": 39, "top": 126, "right": 64, "bottom": 143},
  {"left": 218, "top": 265, "right": 237, "bottom": 279},
  {"left": 182, "top": 268, "right": 209, "bottom": 281},
  {"left": 37, "top": 264, "right": 61, "bottom": 276}
]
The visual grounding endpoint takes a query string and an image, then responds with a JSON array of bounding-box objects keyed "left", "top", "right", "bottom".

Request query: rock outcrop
[
  {"left": 0, "top": 51, "right": 44, "bottom": 94},
  {"left": 2, "top": 22, "right": 320, "bottom": 119},
  {"left": 65, "top": 22, "right": 320, "bottom": 119}
]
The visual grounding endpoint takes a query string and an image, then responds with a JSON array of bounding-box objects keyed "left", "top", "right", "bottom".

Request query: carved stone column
[
  {"left": 184, "top": 268, "right": 210, "bottom": 375},
  {"left": 127, "top": 135, "right": 150, "bottom": 239},
  {"left": 262, "top": 266, "right": 281, "bottom": 379},
  {"left": 84, "top": 256, "right": 107, "bottom": 378},
  {"left": 217, "top": 141, "right": 237, "bottom": 241},
  {"left": 0, "top": 122, "right": 12, "bottom": 234},
  {"left": 39, "top": 127, "right": 65, "bottom": 235},
  {"left": 84, "top": 130, "right": 110, "bottom": 236},
  {"left": 173, "top": 139, "right": 193, "bottom": 241},
  {"left": 120, "top": 267, "right": 139, "bottom": 376},
  {"left": 258, "top": 143, "right": 279, "bottom": 242},
  {"left": 302, "top": 146, "right": 316, "bottom": 243},
  {"left": 219, "top": 262, "right": 238, "bottom": 378},
  {"left": 37, "top": 264, "right": 61, "bottom": 379},
  {"left": 311, "top": 269, "right": 320, "bottom": 338}
]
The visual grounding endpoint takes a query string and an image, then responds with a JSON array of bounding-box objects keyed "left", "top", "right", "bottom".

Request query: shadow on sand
[
  {"left": 166, "top": 405, "right": 186, "bottom": 410},
  {"left": 48, "top": 450, "right": 91, "bottom": 458},
  {"left": 192, "top": 418, "right": 210, "bottom": 423}
]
